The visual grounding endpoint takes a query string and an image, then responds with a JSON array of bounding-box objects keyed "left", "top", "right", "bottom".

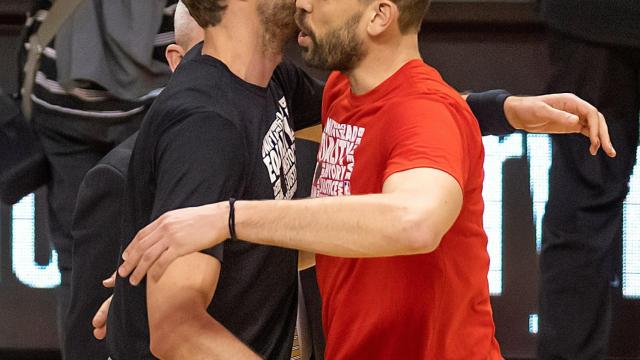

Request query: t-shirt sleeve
[
  {"left": 384, "top": 100, "right": 466, "bottom": 190},
  {"left": 274, "top": 61, "right": 325, "bottom": 131},
  {"left": 151, "top": 112, "right": 246, "bottom": 262}
]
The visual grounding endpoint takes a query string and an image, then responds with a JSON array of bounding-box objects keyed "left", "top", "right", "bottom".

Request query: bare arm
[
  {"left": 119, "top": 168, "right": 462, "bottom": 283},
  {"left": 147, "top": 253, "right": 260, "bottom": 359},
  {"left": 235, "top": 168, "right": 461, "bottom": 257}
]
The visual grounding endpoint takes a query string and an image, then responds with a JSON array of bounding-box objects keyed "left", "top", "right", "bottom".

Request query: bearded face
[
  {"left": 258, "top": 0, "right": 298, "bottom": 55},
  {"left": 295, "top": 9, "right": 366, "bottom": 72}
]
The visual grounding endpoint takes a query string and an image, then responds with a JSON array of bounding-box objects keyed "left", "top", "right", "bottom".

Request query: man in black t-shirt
[{"left": 107, "top": 0, "right": 323, "bottom": 358}]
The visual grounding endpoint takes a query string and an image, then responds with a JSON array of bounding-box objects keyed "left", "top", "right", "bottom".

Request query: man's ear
[
  {"left": 165, "top": 44, "right": 186, "bottom": 72},
  {"left": 366, "top": 1, "right": 398, "bottom": 37}
]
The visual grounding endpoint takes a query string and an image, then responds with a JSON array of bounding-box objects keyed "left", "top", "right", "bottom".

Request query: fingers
[
  {"left": 128, "top": 241, "right": 169, "bottom": 286},
  {"left": 541, "top": 104, "right": 581, "bottom": 133},
  {"left": 578, "top": 103, "right": 602, "bottom": 155},
  {"left": 118, "top": 224, "right": 162, "bottom": 279},
  {"left": 103, "top": 271, "right": 116, "bottom": 288},
  {"left": 122, "top": 214, "right": 164, "bottom": 262},
  {"left": 93, "top": 326, "right": 107, "bottom": 341},
  {"left": 578, "top": 110, "right": 616, "bottom": 157},
  {"left": 92, "top": 295, "right": 113, "bottom": 340},
  {"left": 149, "top": 248, "right": 179, "bottom": 283},
  {"left": 598, "top": 112, "right": 616, "bottom": 157},
  {"left": 549, "top": 94, "right": 616, "bottom": 158}
]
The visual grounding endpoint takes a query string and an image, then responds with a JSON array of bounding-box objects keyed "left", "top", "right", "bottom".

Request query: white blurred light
[{"left": 11, "top": 194, "right": 61, "bottom": 288}]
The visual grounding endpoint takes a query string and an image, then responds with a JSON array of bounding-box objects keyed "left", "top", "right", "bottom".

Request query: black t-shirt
[{"left": 107, "top": 51, "right": 323, "bottom": 360}]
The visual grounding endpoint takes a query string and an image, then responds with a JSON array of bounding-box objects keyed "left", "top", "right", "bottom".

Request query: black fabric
[
  {"left": 538, "top": 32, "right": 640, "bottom": 359},
  {"left": 108, "top": 55, "right": 323, "bottom": 360},
  {"left": 540, "top": 0, "right": 640, "bottom": 49},
  {"left": 466, "top": 90, "right": 514, "bottom": 137},
  {"left": 64, "top": 133, "right": 138, "bottom": 360},
  {"left": 0, "top": 88, "right": 50, "bottom": 205},
  {"left": 274, "top": 59, "right": 324, "bottom": 131},
  {"left": 31, "top": 103, "right": 143, "bottom": 355}
]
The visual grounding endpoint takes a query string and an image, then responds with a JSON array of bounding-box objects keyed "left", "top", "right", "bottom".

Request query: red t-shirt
[{"left": 311, "top": 60, "right": 503, "bottom": 359}]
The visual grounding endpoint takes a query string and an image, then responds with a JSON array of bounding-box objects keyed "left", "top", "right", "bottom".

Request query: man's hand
[
  {"left": 92, "top": 272, "right": 116, "bottom": 340},
  {"left": 504, "top": 93, "right": 616, "bottom": 157},
  {"left": 118, "top": 203, "right": 229, "bottom": 285},
  {"left": 92, "top": 295, "right": 112, "bottom": 340}
]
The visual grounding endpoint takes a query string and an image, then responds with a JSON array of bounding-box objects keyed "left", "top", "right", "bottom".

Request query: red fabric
[{"left": 312, "top": 60, "right": 503, "bottom": 359}]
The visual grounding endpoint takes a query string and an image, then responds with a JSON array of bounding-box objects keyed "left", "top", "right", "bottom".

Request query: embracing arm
[
  {"left": 235, "top": 168, "right": 461, "bottom": 257},
  {"left": 466, "top": 90, "right": 615, "bottom": 157},
  {"left": 119, "top": 167, "right": 462, "bottom": 283},
  {"left": 147, "top": 253, "right": 259, "bottom": 359}
]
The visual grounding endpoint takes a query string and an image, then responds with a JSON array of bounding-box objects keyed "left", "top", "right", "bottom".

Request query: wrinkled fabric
[{"left": 55, "top": 0, "right": 171, "bottom": 100}]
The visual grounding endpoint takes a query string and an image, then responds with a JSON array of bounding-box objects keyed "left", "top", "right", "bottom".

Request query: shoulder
[
  {"left": 385, "top": 64, "right": 477, "bottom": 131},
  {"left": 158, "top": 109, "right": 242, "bottom": 142},
  {"left": 148, "top": 70, "right": 239, "bottom": 136},
  {"left": 384, "top": 95, "right": 458, "bottom": 124},
  {"left": 381, "top": 92, "right": 480, "bottom": 148}
]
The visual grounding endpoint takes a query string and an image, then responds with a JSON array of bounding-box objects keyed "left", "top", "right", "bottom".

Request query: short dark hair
[
  {"left": 363, "top": 0, "right": 432, "bottom": 33},
  {"left": 396, "top": 0, "right": 432, "bottom": 33},
  {"left": 181, "top": 0, "right": 228, "bottom": 28}
]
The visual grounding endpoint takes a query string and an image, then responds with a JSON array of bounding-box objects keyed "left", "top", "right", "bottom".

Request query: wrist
[
  {"left": 228, "top": 198, "right": 237, "bottom": 241},
  {"left": 466, "top": 89, "right": 514, "bottom": 136},
  {"left": 503, "top": 95, "right": 523, "bottom": 130}
]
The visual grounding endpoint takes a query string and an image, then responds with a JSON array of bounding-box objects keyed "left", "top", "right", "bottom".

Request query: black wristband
[
  {"left": 228, "top": 198, "right": 237, "bottom": 241},
  {"left": 466, "top": 89, "right": 515, "bottom": 136}
]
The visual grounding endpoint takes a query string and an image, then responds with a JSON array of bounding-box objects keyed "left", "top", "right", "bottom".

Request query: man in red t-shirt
[
  {"left": 115, "top": 0, "right": 610, "bottom": 358},
  {"left": 308, "top": 61, "right": 500, "bottom": 358}
]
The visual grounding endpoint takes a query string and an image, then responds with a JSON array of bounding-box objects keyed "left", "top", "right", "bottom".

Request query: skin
[{"left": 164, "top": 1, "right": 204, "bottom": 72}]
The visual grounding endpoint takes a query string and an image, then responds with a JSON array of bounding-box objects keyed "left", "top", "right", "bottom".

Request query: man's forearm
[
  {"left": 235, "top": 193, "right": 440, "bottom": 258},
  {"left": 117, "top": 169, "right": 462, "bottom": 283}
]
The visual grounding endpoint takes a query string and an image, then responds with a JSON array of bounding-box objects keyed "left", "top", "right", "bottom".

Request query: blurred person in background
[
  {"left": 538, "top": 0, "right": 640, "bottom": 358},
  {"left": 20, "top": 0, "right": 178, "bottom": 352}
]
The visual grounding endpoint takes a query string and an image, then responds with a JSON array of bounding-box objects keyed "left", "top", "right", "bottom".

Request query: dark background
[{"left": 0, "top": 0, "right": 638, "bottom": 359}]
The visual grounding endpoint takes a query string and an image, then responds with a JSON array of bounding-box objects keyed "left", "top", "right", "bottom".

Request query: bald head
[
  {"left": 166, "top": 1, "right": 204, "bottom": 72},
  {"left": 175, "top": 1, "right": 204, "bottom": 51}
]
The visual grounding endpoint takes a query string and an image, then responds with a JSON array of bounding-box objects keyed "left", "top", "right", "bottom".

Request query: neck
[
  {"left": 201, "top": 12, "right": 282, "bottom": 88},
  {"left": 346, "top": 33, "right": 422, "bottom": 95}
]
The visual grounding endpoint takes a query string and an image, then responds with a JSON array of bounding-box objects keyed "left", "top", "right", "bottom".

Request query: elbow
[
  {"left": 149, "top": 309, "right": 192, "bottom": 359},
  {"left": 398, "top": 204, "right": 442, "bottom": 254},
  {"left": 149, "top": 318, "right": 177, "bottom": 359},
  {"left": 149, "top": 305, "right": 212, "bottom": 358}
]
